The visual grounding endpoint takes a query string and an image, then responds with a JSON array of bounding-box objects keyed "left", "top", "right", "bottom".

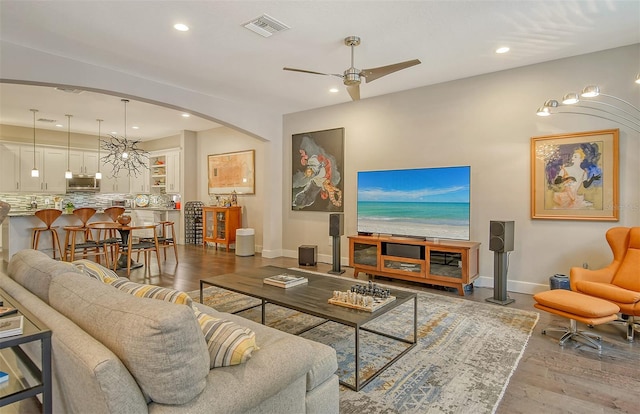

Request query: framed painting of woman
[{"left": 531, "top": 129, "right": 619, "bottom": 221}]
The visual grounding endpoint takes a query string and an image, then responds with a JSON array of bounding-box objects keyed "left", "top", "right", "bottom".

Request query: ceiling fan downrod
[{"left": 343, "top": 36, "right": 361, "bottom": 85}]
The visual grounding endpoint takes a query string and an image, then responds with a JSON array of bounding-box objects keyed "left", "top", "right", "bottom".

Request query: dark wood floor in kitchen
[{"left": 4, "top": 245, "right": 639, "bottom": 413}]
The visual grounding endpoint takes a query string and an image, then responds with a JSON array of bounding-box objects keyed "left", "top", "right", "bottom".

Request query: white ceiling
[{"left": 1, "top": 0, "right": 639, "bottom": 140}]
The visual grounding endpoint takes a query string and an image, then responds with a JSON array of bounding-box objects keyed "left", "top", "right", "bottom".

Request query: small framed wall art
[
  {"left": 530, "top": 129, "right": 619, "bottom": 221},
  {"left": 208, "top": 149, "right": 255, "bottom": 194}
]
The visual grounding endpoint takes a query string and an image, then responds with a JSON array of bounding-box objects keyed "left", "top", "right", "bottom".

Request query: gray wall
[{"left": 283, "top": 45, "right": 640, "bottom": 294}]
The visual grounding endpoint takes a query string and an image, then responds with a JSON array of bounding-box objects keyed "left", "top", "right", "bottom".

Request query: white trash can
[{"left": 235, "top": 228, "right": 255, "bottom": 256}]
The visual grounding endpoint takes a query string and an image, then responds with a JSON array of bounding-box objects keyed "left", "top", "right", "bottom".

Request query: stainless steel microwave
[{"left": 66, "top": 175, "right": 100, "bottom": 192}]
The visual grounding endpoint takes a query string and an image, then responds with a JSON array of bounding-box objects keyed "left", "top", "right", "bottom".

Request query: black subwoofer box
[{"left": 298, "top": 245, "right": 317, "bottom": 266}]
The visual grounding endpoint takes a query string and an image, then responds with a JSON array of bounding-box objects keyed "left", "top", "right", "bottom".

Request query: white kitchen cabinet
[
  {"left": 19, "top": 145, "right": 44, "bottom": 192},
  {"left": 165, "top": 150, "right": 181, "bottom": 193},
  {"left": 129, "top": 157, "right": 150, "bottom": 193},
  {"left": 69, "top": 150, "right": 99, "bottom": 175},
  {"left": 101, "top": 173, "right": 131, "bottom": 193},
  {"left": 0, "top": 143, "right": 21, "bottom": 192},
  {"left": 42, "top": 147, "right": 68, "bottom": 193},
  {"left": 100, "top": 160, "right": 131, "bottom": 194}
]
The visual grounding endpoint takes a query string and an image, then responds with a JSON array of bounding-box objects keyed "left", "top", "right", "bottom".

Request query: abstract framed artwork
[
  {"left": 292, "top": 127, "right": 344, "bottom": 212},
  {"left": 207, "top": 149, "right": 255, "bottom": 194},
  {"left": 531, "top": 129, "right": 619, "bottom": 221}
]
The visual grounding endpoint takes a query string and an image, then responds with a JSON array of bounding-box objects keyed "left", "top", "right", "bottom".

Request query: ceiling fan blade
[
  {"left": 283, "top": 67, "right": 343, "bottom": 78},
  {"left": 361, "top": 59, "right": 421, "bottom": 83},
  {"left": 346, "top": 84, "right": 360, "bottom": 101}
]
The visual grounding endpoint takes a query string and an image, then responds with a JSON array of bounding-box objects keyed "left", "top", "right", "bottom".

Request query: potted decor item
[
  {"left": 117, "top": 214, "right": 132, "bottom": 225},
  {"left": 64, "top": 202, "right": 75, "bottom": 214}
]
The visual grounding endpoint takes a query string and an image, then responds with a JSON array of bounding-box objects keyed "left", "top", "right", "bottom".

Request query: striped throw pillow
[
  {"left": 108, "top": 279, "right": 193, "bottom": 307},
  {"left": 73, "top": 259, "right": 120, "bottom": 283},
  {"left": 194, "top": 309, "right": 258, "bottom": 368}
]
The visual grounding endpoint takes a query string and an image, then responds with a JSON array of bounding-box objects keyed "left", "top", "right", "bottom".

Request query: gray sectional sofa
[{"left": 0, "top": 250, "right": 339, "bottom": 413}]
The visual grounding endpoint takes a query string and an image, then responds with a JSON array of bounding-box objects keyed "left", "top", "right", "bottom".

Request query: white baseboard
[{"left": 474, "top": 276, "right": 549, "bottom": 295}]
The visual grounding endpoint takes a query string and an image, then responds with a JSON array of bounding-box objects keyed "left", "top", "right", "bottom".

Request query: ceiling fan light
[
  {"left": 536, "top": 106, "right": 551, "bottom": 116},
  {"left": 562, "top": 93, "right": 579, "bottom": 104},
  {"left": 581, "top": 85, "right": 600, "bottom": 97},
  {"left": 543, "top": 99, "right": 559, "bottom": 108}
]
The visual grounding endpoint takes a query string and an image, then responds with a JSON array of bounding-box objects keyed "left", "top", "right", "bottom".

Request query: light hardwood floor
[{"left": 3, "top": 245, "right": 639, "bottom": 413}]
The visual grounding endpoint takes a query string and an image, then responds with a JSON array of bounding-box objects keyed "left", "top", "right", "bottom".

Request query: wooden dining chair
[
  {"left": 96, "top": 207, "right": 126, "bottom": 262},
  {"left": 139, "top": 221, "right": 178, "bottom": 263},
  {"left": 117, "top": 224, "right": 162, "bottom": 276},
  {"left": 32, "top": 208, "right": 63, "bottom": 259}
]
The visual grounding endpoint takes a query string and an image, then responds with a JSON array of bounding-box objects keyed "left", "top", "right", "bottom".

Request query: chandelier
[
  {"left": 535, "top": 75, "right": 640, "bottom": 133},
  {"left": 100, "top": 99, "right": 149, "bottom": 177}
]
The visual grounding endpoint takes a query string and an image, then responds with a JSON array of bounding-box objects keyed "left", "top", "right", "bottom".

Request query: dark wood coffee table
[{"left": 200, "top": 266, "right": 417, "bottom": 391}]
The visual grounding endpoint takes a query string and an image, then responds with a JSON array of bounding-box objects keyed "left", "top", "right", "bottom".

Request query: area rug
[{"left": 190, "top": 269, "right": 538, "bottom": 414}]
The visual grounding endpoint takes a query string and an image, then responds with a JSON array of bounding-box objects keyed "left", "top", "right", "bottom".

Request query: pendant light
[
  {"left": 30, "top": 109, "right": 39, "bottom": 177},
  {"left": 95, "top": 119, "right": 103, "bottom": 180},
  {"left": 121, "top": 99, "right": 129, "bottom": 159},
  {"left": 65, "top": 114, "right": 73, "bottom": 179}
]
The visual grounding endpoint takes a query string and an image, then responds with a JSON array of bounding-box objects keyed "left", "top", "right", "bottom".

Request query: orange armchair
[{"left": 570, "top": 227, "right": 640, "bottom": 341}]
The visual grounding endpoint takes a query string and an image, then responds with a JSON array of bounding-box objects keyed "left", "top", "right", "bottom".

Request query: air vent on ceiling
[
  {"left": 55, "top": 87, "right": 84, "bottom": 94},
  {"left": 243, "top": 14, "right": 290, "bottom": 38},
  {"left": 37, "top": 118, "right": 57, "bottom": 123}
]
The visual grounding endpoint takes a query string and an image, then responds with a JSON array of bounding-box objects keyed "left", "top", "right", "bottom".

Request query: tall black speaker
[
  {"left": 486, "top": 220, "right": 515, "bottom": 306},
  {"left": 329, "top": 213, "right": 344, "bottom": 237},
  {"left": 489, "top": 220, "right": 515, "bottom": 252},
  {"left": 328, "top": 213, "right": 345, "bottom": 275}
]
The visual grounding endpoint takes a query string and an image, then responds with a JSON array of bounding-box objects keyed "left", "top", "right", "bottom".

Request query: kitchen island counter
[{"left": 2, "top": 211, "right": 111, "bottom": 262}]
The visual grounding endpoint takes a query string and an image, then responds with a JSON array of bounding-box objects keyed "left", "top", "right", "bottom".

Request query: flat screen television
[{"left": 357, "top": 166, "right": 470, "bottom": 240}]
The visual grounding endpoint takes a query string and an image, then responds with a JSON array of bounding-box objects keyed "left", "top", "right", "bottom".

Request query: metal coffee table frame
[{"left": 200, "top": 266, "right": 417, "bottom": 391}]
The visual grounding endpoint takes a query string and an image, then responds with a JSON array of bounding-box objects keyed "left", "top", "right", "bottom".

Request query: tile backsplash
[{"left": 0, "top": 192, "right": 131, "bottom": 210}]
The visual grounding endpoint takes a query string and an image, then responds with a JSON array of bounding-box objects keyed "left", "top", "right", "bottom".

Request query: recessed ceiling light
[
  {"left": 111, "top": 131, "right": 118, "bottom": 135},
  {"left": 181, "top": 113, "right": 190, "bottom": 118},
  {"left": 329, "top": 87, "right": 340, "bottom": 93},
  {"left": 495, "top": 46, "right": 510, "bottom": 54},
  {"left": 132, "top": 126, "right": 139, "bottom": 130},
  {"left": 55, "top": 124, "right": 63, "bottom": 128},
  {"left": 174, "top": 23, "right": 189, "bottom": 32}
]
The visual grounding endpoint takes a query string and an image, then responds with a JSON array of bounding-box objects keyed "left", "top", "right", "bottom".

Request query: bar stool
[
  {"left": 31, "top": 209, "right": 63, "bottom": 260},
  {"left": 140, "top": 221, "right": 178, "bottom": 263},
  {"left": 63, "top": 207, "right": 98, "bottom": 262}
]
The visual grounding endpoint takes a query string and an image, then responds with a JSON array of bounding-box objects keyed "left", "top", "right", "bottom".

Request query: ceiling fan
[{"left": 283, "top": 36, "right": 421, "bottom": 101}]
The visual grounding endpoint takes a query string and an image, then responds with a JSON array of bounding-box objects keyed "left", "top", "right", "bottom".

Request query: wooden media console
[{"left": 348, "top": 235, "right": 481, "bottom": 296}]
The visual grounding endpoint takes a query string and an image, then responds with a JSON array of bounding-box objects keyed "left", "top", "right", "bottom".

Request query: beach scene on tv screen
[{"left": 357, "top": 166, "right": 470, "bottom": 240}]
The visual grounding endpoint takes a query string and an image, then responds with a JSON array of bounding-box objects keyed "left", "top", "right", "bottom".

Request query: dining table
[{"left": 87, "top": 222, "right": 147, "bottom": 270}]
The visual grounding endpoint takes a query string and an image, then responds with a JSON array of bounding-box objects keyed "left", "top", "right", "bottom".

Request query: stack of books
[
  {"left": 0, "top": 315, "right": 23, "bottom": 338},
  {"left": 263, "top": 274, "right": 308, "bottom": 288}
]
